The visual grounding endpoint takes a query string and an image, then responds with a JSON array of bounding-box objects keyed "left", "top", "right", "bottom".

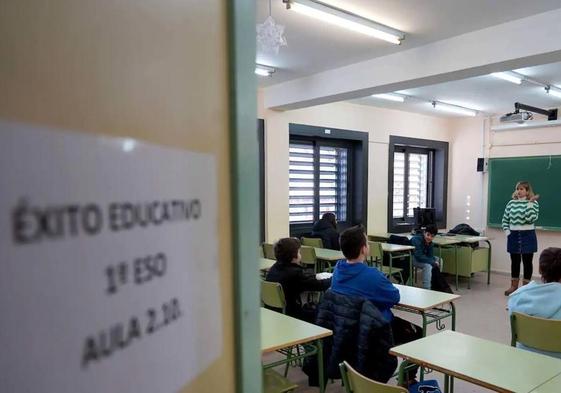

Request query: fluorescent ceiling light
[
  {"left": 545, "top": 86, "right": 561, "bottom": 99},
  {"left": 255, "top": 64, "right": 275, "bottom": 77},
  {"left": 491, "top": 72, "right": 523, "bottom": 85},
  {"left": 284, "top": 0, "right": 404, "bottom": 45},
  {"left": 431, "top": 101, "right": 477, "bottom": 117},
  {"left": 372, "top": 93, "right": 405, "bottom": 102}
]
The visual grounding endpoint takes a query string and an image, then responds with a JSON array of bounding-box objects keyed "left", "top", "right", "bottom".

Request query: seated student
[
  {"left": 411, "top": 225, "right": 442, "bottom": 290},
  {"left": 266, "top": 237, "right": 331, "bottom": 323},
  {"left": 410, "top": 225, "right": 452, "bottom": 293},
  {"left": 508, "top": 247, "right": 561, "bottom": 359},
  {"left": 331, "top": 225, "right": 422, "bottom": 386},
  {"left": 311, "top": 212, "right": 340, "bottom": 250}
]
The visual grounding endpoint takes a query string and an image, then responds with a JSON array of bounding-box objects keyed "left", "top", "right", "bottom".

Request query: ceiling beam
[{"left": 264, "top": 8, "right": 561, "bottom": 111}]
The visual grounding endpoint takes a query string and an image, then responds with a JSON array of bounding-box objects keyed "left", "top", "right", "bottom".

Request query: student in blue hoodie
[
  {"left": 508, "top": 247, "right": 561, "bottom": 359},
  {"left": 331, "top": 225, "right": 422, "bottom": 385}
]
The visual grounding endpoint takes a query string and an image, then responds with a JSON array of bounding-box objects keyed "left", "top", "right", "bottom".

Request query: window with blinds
[
  {"left": 289, "top": 142, "right": 348, "bottom": 223},
  {"left": 392, "top": 148, "right": 431, "bottom": 220}
]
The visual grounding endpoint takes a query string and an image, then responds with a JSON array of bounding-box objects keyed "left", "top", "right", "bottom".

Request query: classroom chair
[
  {"left": 260, "top": 281, "right": 301, "bottom": 376},
  {"left": 301, "top": 236, "right": 324, "bottom": 248},
  {"left": 263, "top": 242, "right": 276, "bottom": 260},
  {"left": 339, "top": 361, "right": 407, "bottom": 393},
  {"left": 261, "top": 281, "right": 286, "bottom": 314},
  {"left": 299, "top": 245, "right": 319, "bottom": 273},
  {"left": 263, "top": 368, "right": 298, "bottom": 393},
  {"left": 510, "top": 312, "right": 561, "bottom": 354},
  {"left": 368, "top": 241, "right": 404, "bottom": 284}
]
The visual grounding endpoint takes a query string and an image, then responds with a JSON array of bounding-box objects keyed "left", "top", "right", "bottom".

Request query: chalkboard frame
[{"left": 487, "top": 154, "right": 561, "bottom": 232}]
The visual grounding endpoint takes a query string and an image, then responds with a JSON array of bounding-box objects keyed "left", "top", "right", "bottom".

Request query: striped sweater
[{"left": 502, "top": 199, "right": 539, "bottom": 231}]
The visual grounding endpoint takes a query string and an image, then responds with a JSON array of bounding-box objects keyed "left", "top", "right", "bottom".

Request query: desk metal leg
[
  {"left": 485, "top": 240, "right": 492, "bottom": 285},
  {"left": 454, "top": 245, "right": 459, "bottom": 291},
  {"left": 317, "top": 339, "right": 324, "bottom": 393},
  {"left": 408, "top": 251, "right": 413, "bottom": 286}
]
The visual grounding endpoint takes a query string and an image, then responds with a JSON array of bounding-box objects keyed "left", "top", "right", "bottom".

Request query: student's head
[
  {"left": 423, "top": 224, "right": 438, "bottom": 243},
  {"left": 340, "top": 225, "right": 368, "bottom": 261},
  {"left": 274, "top": 238, "right": 302, "bottom": 265},
  {"left": 539, "top": 247, "right": 561, "bottom": 283},
  {"left": 321, "top": 212, "right": 337, "bottom": 229},
  {"left": 512, "top": 181, "right": 535, "bottom": 200}
]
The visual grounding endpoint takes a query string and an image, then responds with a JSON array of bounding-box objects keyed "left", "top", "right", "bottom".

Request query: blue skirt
[{"left": 507, "top": 230, "right": 537, "bottom": 254}]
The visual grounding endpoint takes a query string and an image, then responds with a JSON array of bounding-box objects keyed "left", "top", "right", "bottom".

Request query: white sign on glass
[{"left": 0, "top": 121, "right": 222, "bottom": 393}]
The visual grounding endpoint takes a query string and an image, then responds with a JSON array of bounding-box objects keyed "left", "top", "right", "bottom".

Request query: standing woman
[{"left": 502, "top": 181, "right": 540, "bottom": 296}]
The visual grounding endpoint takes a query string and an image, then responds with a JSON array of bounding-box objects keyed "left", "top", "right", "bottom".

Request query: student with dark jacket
[
  {"left": 311, "top": 212, "right": 340, "bottom": 250},
  {"left": 266, "top": 238, "right": 331, "bottom": 322},
  {"left": 303, "top": 289, "right": 397, "bottom": 386},
  {"left": 329, "top": 225, "right": 422, "bottom": 386}
]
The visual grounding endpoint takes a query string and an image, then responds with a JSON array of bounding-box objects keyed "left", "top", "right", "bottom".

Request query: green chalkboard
[{"left": 487, "top": 155, "right": 561, "bottom": 231}]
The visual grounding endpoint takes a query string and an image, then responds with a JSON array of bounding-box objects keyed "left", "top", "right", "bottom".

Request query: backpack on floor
[
  {"left": 431, "top": 266, "right": 453, "bottom": 294},
  {"left": 408, "top": 379, "right": 442, "bottom": 393}
]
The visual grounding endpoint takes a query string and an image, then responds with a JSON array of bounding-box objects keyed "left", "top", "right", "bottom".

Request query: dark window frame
[
  {"left": 289, "top": 123, "right": 368, "bottom": 237},
  {"left": 392, "top": 146, "right": 435, "bottom": 221},
  {"left": 388, "top": 136, "right": 448, "bottom": 233}
]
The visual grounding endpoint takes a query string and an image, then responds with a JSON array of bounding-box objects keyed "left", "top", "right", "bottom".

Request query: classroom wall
[
  {"left": 448, "top": 117, "right": 561, "bottom": 275},
  {"left": 258, "top": 90, "right": 455, "bottom": 241},
  {"left": 0, "top": 1, "right": 235, "bottom": 391}
]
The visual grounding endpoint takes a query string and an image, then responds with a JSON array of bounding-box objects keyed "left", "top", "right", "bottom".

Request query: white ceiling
[
  {"left": 256, "top": 0, "right": 561, "bottom": 87},
  {"left": 350, "top": 61, "right": 561, "bottom": 118}
]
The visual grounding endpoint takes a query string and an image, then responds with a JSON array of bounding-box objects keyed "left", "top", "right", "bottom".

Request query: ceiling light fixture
[
  {"left": 372, "top": 93, "right": 405, "bottom": 102},
  {"left": 255, "top": 64, "right": 276, "bottom": 77},
  {"left": 491, "top": 71, "right": 523, "bottom": 85},
  {"left": 545, "top": 85, "right": 561, "bottom": 99},
  {"left": 283, "top": 0, "right": 404, "bottom": 45},
  {"left": 431, "top": 101, "right": 477, "bottom": 117}
]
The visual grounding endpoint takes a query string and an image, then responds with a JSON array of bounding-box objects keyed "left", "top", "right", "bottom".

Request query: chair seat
[
  {"left": 378, "top": 266, "right": 403, "bottom": 276},
  {"left": 263, "top": 369, "right": 298, "bottom": 393}
]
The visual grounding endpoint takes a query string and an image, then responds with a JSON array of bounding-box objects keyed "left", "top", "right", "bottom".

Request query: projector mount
[{"left": 509, "top": 102, "right": 558, "bottom": 121}]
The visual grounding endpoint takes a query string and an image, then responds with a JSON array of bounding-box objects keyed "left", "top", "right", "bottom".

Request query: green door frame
[{"left": 228, "top": 1, "right": 260, "bottom": 392}]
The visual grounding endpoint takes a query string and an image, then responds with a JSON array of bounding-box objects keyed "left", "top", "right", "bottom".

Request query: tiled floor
[{"left": 262, "top": 272, "right": 514, "bottom": 393}]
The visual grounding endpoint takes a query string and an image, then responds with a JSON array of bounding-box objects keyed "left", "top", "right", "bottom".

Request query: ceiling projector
[{"left": 500, "top": 111, "right": 532, "bottom": 124}]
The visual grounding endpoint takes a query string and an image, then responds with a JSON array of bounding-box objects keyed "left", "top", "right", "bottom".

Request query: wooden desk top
[
  {"left": 390, "top": 331, "right": 561, "bottom": 393},
  {"left": 447, "top": 235, "right": 490, "bottom": 243},
  {"left": 432, "top": 237, "right": 462, "bottom": 246},
  {"left": 261, "top": 308, "right": 332, "bottom": 353},
  {"left": 394, "top": 284, "right": 460, "bottom": 311},
  {"left": 381, "top": 243, "right": 414, "bottom": 252},
  {"left": 314, "top": 247, "right": 344, "bottom": 261},
  {"left": 530, "top": 372, "right": 561, "bottom": 393},
  {"left": 260, "top": 257, "right": 275, "bottom": 271}
]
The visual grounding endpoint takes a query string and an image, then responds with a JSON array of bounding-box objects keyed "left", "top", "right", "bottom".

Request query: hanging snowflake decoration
[{"left": 257, "top": 15, "right": 287, "bottom": 55}]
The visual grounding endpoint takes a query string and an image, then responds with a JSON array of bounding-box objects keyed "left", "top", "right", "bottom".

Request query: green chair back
[
  {"left": 261, "top": 281, "right": 286, "bottom": 313},
  {"left": 368, "top": 241, "right": 383, "bottom": 265},
  {"left": 299, "top": 245, "right": 317, "bottom": 272},
  {"left": 258, "top": 246, "right": 264, "bottom": 258},
  {"left": 510, "top": 312, "right": 561, "bottom": 352},
  {"left": 301, "top": 237, "right": 323, "bottom": 248},
  {"left": 339, "top": 361, "right": 407, "bottom": 393},
  {"left": 262, "top": 242, "right": 275, "bottom": 260}
]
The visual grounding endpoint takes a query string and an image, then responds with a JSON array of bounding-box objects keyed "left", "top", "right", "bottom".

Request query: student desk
[
  {"left": 431, "top": 236, "right": 462, "bottom": 290},
  {"left": 380, "top": 243, "right": 415, "bottom": 285},
  {"left": 390, "top": 330, "right": 561, "bottom": 393},
  {"left": 260, "top": 257, "right": 275, "bottom": 271},
  {"left": 261, "top": 307, "right": 332, "bottom": 393},
  {"left": 393, "top": 284, "right": 460, "bottom": 336},
  {"left": 313, "top": 247, "right": 344, "bottom": 271},
  {"left": 435, "top": 235, "right": 491, "bottom": 289},
  {"left": 529, "top": 372, "right": 561, "bottom": 393}
]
